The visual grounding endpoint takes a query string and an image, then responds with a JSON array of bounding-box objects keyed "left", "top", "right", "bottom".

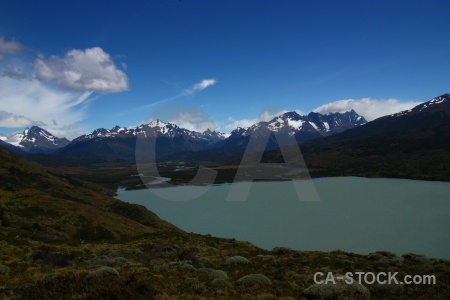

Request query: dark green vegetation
[
  {"left": 1, "top": 135, "right": 450, "bottom": 299},
  {"left": 1, "top": 94, "right": 449, "bottom": 298},
  {"left": 25, "top": 93, "right": 450, "bottom": 190}
]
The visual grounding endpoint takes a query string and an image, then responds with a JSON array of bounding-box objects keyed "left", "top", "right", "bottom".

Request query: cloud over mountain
[
  {"left": 0, "top": 110, "right": 46, "bottom": 128},
  {"left": 313, "top": 98, "right": 422, "bottom": 121}
]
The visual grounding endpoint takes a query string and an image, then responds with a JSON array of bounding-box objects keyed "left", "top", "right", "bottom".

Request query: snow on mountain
[
  {"left": 389, "top": 93, "right": 450, "bottom": 118},
  {"left": 230, "top": 110, "right": 367, "bottom": 138},
  {"left": 5, "top": 132, "right": 25, "bottom": 148},
  {"left": 71, "top": 119, "right": 228, "bottom": 145},
  {"left": 4, "top": 126, "right": 70, "bottom": 153}
]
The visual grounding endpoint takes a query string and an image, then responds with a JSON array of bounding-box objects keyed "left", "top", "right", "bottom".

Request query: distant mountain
[
  {"left": 307, "top": 93, "right": 450, "bottom": 145},
  {"left": 57, "top": 111, "right": 366, "bottom": 160},
  {"left": 3, "top": 126, "right": 69, "bottom": 154},
  {"left": 158, "top": 110, "right": 367, "bottom": 162},
  {"left": 59, "top": 120, "right": 228, "bottom": 159},
  {"left": 231, "top": 109, "right": 366, "bottom": 140},
  {"left": 193, "top": 109, "right": 366, "bottom": 158},
  {"left": 278, "top": 93, "right": 450, "bottom": 181}
]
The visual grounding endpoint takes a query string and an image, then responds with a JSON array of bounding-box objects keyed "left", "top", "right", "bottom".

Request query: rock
[
  {"left": 208, "top": 270, "right": 229, "bottom": 280},
  {"left": 210, "top": 279, "right": 233, "bottom": 289},
  {"left": 236, "top": 274, "right": 272, "bottom": 286},
  {"left": 87, "top": 267, "right": 120, "bottom": 278},
  {"left": 0, "top": 265, "right": 10, "bottom": 274},
  {"left": 224, "top": 256, "right": 249, "bottom": 265},
  {"left": 302, "top": 274, "right": 370, "bottom": 300}
]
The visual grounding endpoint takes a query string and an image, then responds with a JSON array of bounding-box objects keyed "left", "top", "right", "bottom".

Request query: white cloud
[
  {"left": 142, "top": 108, "right": 220, "bottom": 133},
  {"left": 225, "top": 117, "right": 256, "bottom": 130},
  {"left": 123, "top": 79, "right": 217, "bottom": 115},
  {"left": 0, "top": 111, "right": 46, "bottom": 128},
  {"left": 45, "top": 124, "right": 87, "bottom": 141},
  {"left": 168, "top": 112, "right": 219, "bottom": 132},
  {"left": 0, "top": 37, "right": 23, "bottom": 59},
  {"left": 0, "top": 76, "right": 92, "bottom": 139},
  {"left": 35, "top": 47, "right": 128, "bottom": 93},
  {"left": 225, "top": 109, "right": 289, "bottom": 131},
  {"left": 191, "top": 79, "right": 216, "bottom": 92},
  {"left": 312, "top": 97, "right": 422, "bottom": 121}
]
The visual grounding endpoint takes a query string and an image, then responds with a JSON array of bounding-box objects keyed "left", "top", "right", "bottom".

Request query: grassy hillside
[{"left": 1, "top": 146, "right": 449, "bottom": 299}]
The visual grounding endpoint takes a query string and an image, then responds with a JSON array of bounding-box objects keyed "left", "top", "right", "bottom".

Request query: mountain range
[
  {"left": 1, "top": 93, "right": 449, "bottom": 183},
  {"left": 1, "top": 109, "right": 367, "bottom": 159}
]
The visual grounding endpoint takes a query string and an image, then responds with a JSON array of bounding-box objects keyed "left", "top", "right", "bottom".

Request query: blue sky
[{"left": 0, "top": 0, "right": 449, "bottom": 139}]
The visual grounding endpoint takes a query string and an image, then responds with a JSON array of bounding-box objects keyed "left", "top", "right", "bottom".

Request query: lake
[{"left": 116, "top": 177, "right": 450, "bottom": 259}]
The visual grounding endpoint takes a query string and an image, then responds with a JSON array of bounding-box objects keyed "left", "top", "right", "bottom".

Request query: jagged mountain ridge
[
  {"left": 58, "top": 110, "right": 366, "bottom": 159},
  {"left": 1, "top": 110, "right": 367, "bottom": 158},
  {"left": 307, "top": 93, "right": 450, "bottom": 145},
  {"left": 273, "top": 93, "right": 450, "bottom": 181},
  {"left": 71, "top": 119, "right": 228, "bottom": 143},
  {"left": 209, "top": 109, "right": 367, "bottom": 156},
  {"left": 230, "top": 109, "right": 366, "bottom": 138},
  {"left": 60, "top": 120, "right": 229, "bottom": 159}
]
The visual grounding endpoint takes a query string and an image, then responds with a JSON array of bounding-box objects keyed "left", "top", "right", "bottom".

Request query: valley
[{"left": 0, "top": 93, "right": 449, "bottom": 299}]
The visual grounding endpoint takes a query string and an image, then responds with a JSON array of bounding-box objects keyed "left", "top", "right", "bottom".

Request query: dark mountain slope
[
  {"left": 308, "top": 93, "right": 450, "bottom": 145},
  {"left": 0, "top": 144, "right": 178, "bottom": 243},
  {"left": 283, "top": 93, "right": 450, "bottom": 181}
]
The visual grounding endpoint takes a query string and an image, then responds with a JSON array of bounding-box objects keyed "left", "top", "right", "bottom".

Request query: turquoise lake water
[{"left": 116, "top": 177, "right": 450, "bottom": 259}]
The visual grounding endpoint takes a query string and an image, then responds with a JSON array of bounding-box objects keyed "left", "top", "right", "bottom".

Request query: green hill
[{"left": 0, "top": 146, "right": 449, "bottom": 299}]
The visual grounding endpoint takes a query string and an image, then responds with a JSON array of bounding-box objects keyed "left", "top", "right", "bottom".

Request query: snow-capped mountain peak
[
  {"left": 4, "top": 126, "right": 69, "bottom": 153},
  {"left": 389, "top": 93, "right": 450, "bottom": 118}
]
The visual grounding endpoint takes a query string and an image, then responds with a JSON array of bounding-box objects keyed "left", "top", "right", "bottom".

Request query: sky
[{"left": 0, "top": 0, "right": 449, "bottom": 139}]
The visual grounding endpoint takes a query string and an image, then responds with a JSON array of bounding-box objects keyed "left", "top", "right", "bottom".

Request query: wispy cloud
[
  {"left": 121, "top": 79, "right": 217, "bottom": 115},
  {"left": 0, "top": 37, "right": 23, "bottom": 60},
  {"left": 0, "top": 76, "right": 92, "bottom": 138},
  {"left": 225, "top": 109, "right": 292, "bottom": 131},
  {"left": 313, "top": 97, "right": 422, "bottom": 121},
  {"left": 35, "top": 47, "right": 128, "bottom": 93},
  {"left": 0, "top": 110, "right": 46, "bottom": 128},
  {"left": 190, "top": 79, "right": 216, "bottom": 93},
  {"left": 168, "top": 112, "right": 219, "bottom": 132},
  {"left": 143, "top": 107, "right": 220, "bottom": 133}
]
